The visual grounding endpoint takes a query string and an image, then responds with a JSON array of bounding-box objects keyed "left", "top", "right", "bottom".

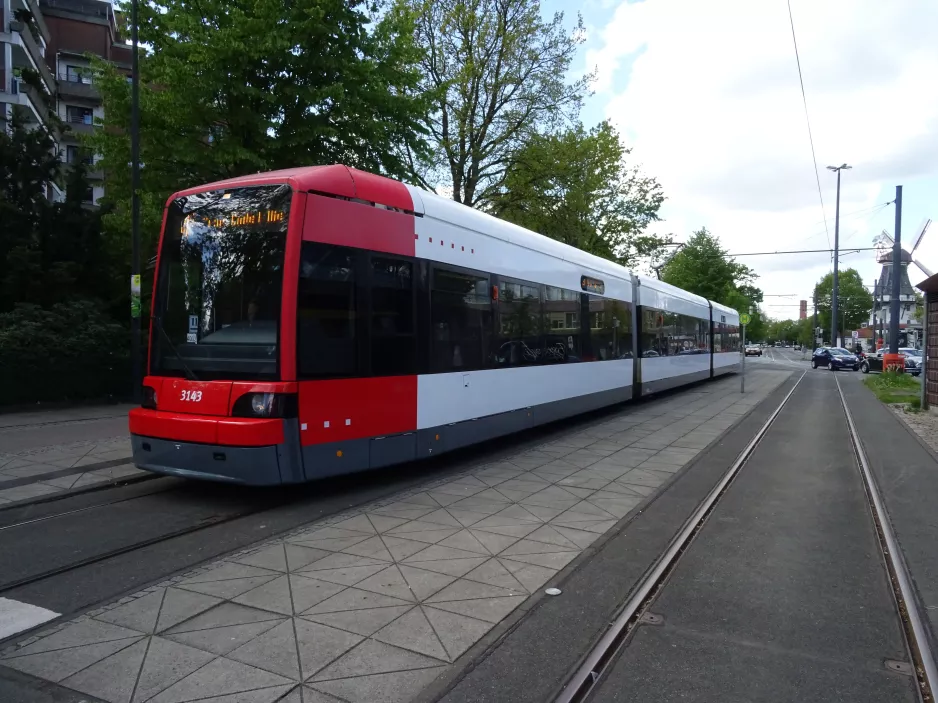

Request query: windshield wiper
[{"left": 152, "top": 315, "right": 199, "bottom": 381}]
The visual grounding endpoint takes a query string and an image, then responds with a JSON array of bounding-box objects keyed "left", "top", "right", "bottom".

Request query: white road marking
[{"left": 0, "top": 597, "right": 59, "bottom": 640}]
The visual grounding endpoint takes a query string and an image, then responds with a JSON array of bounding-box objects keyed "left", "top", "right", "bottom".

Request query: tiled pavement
[
  {"left": 0, "top": 370, "right": 791, "bottom": 703},
  {"left": 0, "top": 436, "right": 142, "bottom": 505}
]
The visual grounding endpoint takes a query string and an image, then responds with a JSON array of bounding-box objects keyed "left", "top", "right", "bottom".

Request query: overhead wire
[{"left": 787, "top": 0, "right": 831, "bottom": 251}]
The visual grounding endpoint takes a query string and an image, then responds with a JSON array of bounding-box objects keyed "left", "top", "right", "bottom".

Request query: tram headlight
[{"left": 232, "top": 392, "right": 298, "bottom": 419}]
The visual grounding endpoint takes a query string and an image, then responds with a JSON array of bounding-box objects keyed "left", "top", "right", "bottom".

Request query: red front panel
[
  {"left": 303, "top": 193, "right": 415, "bottom": 258},
  {"left": 159, "top": 379, "right": 232, "bottom": 416},
  {"left": 298, "top": 376, "right": 417, "bottom": 446},
  {"left": 129, "top": 408, "right": 219, "bottom": 444}
]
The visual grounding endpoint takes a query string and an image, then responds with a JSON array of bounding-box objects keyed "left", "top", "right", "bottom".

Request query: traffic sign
[
  {"left": 740, "top": 313, "right": 751, "bottom": 325},
  {"left": 851, "top": 330, "right": 859, "bottom": 339}
]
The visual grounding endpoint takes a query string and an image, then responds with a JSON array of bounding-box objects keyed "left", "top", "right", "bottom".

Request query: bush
[
  {"left": 909, "top": 397, "right": 922, "bottom": 411},
  {"left": 0, "top": 300, "right": 131, "bottom": 406}
]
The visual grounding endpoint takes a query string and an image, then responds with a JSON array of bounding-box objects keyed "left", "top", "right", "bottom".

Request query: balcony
[
  {"left": 64, "top": 112, "right": 96, "bottom": 135},
  {"left": 7, "top": 20, "right": 56, "bottom": 95},
  {"left": 0, "top": 78, "right": 49, "bottom": 125},
  {"left": 57, "top": 72, "right": 100, "bottom": 100}
]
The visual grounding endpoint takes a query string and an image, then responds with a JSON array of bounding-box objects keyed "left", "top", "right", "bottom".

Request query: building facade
[{"left": 1, "top": 0, "right": 129, "bottom": 204}]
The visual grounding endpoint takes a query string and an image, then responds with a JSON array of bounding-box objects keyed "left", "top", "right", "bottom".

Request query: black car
[
  {"left": 812, "top": 347, "right": 859, "bottom": 371},
  {"left": 859, "top": 349, "right": 922, "bottom": 376}
]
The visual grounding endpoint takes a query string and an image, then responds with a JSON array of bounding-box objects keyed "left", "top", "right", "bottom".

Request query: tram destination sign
[{"left": 580, "top": 275, "right": 605, "bottom": 295}]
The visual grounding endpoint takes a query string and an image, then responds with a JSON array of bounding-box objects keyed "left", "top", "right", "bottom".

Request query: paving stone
[
  {"left": 309, "top": 639, "right": 444, "bottom": 682},
  {"left": 467, "top": 528, "right": 520, "bottom": 555},
  {"left": 403, "top": 544, "right": 486, "bottom": 563},
  {"left": 497, "top": 559, "right": 558, "bottom": 592},
  {"left": 488, "top": 504, "right": 544, "bottom": 523},
  {"left": 164, "top": 620, "right": 284, "bottom": 656},
  {"left": 353, "top": 565, "right": 416, "bottom": 602},
  {"left": 330, "top": 515, "right": 377, "bottom": 534},
  {"left": 289, "top": 535, "right": 373, "bottom": 553},
  {"left": 369, "top": 505, "right": 437, "bottom": 521},
  {"left": 299, "top": 553, "right": 387, "bottom": 572},
  {"left": 233, "top": 544, "right": 289, "bottom": 572},
  {"left": 366, "top": 514, "right": 411, "bottom": 533},
  {"left": 426, "top": 578, "right": 522, "bottom": 602},
  {"left": 444, "top": 509, "right": 493, "bottom": 527},
  {"left": 613, "top": 481, "right": 655, "bottom": 496},
  {"left": 294, "top": 619, "right": 363, "bottom": 680},
  {"left": 468, "top": 521, "right": 538, "bottom": 538},
  {"left": 181, "top": 562, "right": 279, "bottom": 585},
  {"left": 499, "top": 550, "right": 578, "bottom": 570},
  {"left": 421, "top": 606, "right": 493, "bottom": 662},
  {"left": 147, "top": 657, "right": 292, "bottom": 703},
  {"left": 301, "top": 606, "right": 412, "bottom": 638},
  {"left": 340, "top": 536, "right": 395, "bottom": 562},
  {"left": 373, "top": 606, "right": 448, "bottom": 660},
  {"left": 309, "top": 666, "right": 446, "bottom": 703},
  {"left": 176, "top": 575, "right": 280, "bottom": 600},
  {"left": 524, "top": 525, "right": 580, "bottom": 549},
  {"left": 551, "top": 525, "right": 604, "bottom": 549},
  {"left": 397, "top": 557, "right": 487, "bottom": 579},
  {"left": 381, "top": 535, "right": 433, "bottom": 561},
  {"left": 153, "top": 589, "right": 223, "bottom": 633},
  {"left": 0, "top": 482, "right": 61, "bottom": 501},
  {"left": 499, "top": 539, "right": 577, "bottom": 557},
  {"left": 296, "top": 564, "right": 387, "bottom": 588},
  {"left": 290, "top": 527, "right": 372, "bottom": 542},
  {"left": 616, "top": 468, "right": 670, "bottom": 488},
  {"left": 304, "top": 588, "right": 412, "bottom": 615},
  {"left": 4, "top": 619, "right": 143, "bottom": 656},
  {"left": 96, "top": 590, "right": 165, "bottom": 634},
  {"left": 435, "top": 529, "right": 491, "bottom": 556},
  {"left": 290, "top": 576, "right": 349, "bottom": 614},
  {"left": 2, "top": 638, "right": 143, "bottom": 682},
  {"left": 423, "top": 596, "right": 526, "bottom": 625},
  {"left": 461, "top": 559, "right": 526, "bottom": 591},
  {"left": 228, "top": 620, "right": 302, "bottom": 680},
  {"left": 164, "top": 603, "right": 284, "bottom": 634},
  {"left": 588, "top": 495, "right": 642, "bottom": 518}
]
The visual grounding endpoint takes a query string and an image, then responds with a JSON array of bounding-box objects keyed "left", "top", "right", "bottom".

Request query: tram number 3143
[{"left": 180, "top": 390, "right": 203, "bottom": 402}]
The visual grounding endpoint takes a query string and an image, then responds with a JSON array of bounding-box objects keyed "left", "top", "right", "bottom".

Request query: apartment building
[{"left": 1, "top": 0, "right": 130, "bottom": 204}]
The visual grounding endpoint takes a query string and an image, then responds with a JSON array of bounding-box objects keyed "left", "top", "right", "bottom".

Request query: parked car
[
  {"left": 812, "top": 347, "right": 860, "bottom": 371},
  {"left": 860, "top": 349, "right": 922, "bottom": 376},
  {"left": 745, "top": 344, "right": 762, "bottom": 356},
  {"left": 793, "top": 344, "right": 801, "bottom": 351}
]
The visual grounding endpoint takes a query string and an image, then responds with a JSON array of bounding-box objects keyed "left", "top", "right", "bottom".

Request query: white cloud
[{"left": 589, "top": 0, "right": 938, "bottom": 316}]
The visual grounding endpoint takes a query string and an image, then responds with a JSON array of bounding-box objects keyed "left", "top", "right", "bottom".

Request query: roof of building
[{"left": 917, "top": 272, "right": 938, "bottom": 293}]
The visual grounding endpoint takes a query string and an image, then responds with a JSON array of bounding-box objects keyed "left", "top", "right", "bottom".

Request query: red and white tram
[{"left": 129, "top": 165, "right": 740, "bottom": 485}]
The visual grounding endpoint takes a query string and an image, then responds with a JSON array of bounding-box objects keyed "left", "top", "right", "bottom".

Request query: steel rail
[{"left": 554, "top": 370, "right": 807, "bottom": 703}]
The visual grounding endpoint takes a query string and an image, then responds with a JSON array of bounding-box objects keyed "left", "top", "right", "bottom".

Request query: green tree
[
  {"left": 88, "top": 0, "right": 432, "bottom": 266},
  {"left": 490, "top": 120, "right": 668, "bottom": 265},
  {"left": 407, "top": 0, "right": 590, "bottom": 207},
  {"left": 660, "top": 228, "right": 763, "bottom": 333},
  {"left": 813, "top": 268, "right": 873, "bottom": 338}
]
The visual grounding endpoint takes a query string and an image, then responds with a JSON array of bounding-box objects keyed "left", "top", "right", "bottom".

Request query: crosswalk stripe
[{"left": 0, "top": 597, "right": 59, "bottom": 640}]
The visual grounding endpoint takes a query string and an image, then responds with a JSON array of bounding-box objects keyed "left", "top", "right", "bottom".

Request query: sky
[{"left": 541, "top": 0, "right": 938, "bottom": 320}]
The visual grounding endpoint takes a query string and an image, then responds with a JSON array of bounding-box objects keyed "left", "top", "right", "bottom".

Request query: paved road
[
  {"left": 590, "top": 369, "right": 916, "bottom": 702},
  {"left": 0, "top": 407, "right": 132, "bottom": 455}
]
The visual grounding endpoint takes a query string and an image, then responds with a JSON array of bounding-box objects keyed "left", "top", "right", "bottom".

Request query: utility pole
[
  {"left": 812, "top": 289, "right": 818, "bottom": 348},
  {"left": 827, "top": 164, "right": 851, "bottom": 347},
  {"left": 871, "top": 282, "right": 878, "bottom": 352},
  {"left": 130, "top": 0, "right": 142, "bottom": 402},
  {"left": 889, "top": 185, "right": 903, "bottom": 355}
]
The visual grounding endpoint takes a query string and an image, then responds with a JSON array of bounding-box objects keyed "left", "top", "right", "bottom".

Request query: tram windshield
[{"left": 151, "top": 184, "right": 291, "bottom": 380}]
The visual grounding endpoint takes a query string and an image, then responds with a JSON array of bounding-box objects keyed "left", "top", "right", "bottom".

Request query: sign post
[{"left": 740, "top": 312, "right": 752, "bottom": 393}]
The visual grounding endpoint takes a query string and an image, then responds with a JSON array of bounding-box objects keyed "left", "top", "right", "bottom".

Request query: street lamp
[
  {"left": 827, "top": 163, "right": 851, "bottom": 348},
  {"left": 130, "top": 0, "right": 141, "bottom": 402}
]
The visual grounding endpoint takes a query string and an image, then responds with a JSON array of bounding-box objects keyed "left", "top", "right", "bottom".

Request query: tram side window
[
  {"left": 540, "top": 286, "right": 581, "bottom": 364},
  {"left": 297, "top": 242, "right": 358, "bottom": 377},
  {"left": 721, "top": 323, "right": 740, "bottom": 352},
  {"left": 641, "top": 308, "right": 663, "bottom": 357},
  {"left": 589, "top": 296, "right": 633, "bottom": 359},
  {"left": 698, "top": 319, "right": 711, "bottom": 352},
  {"left": 371, "top": 257, "right": 415, "bottom": 376},
  {"left": 430, "top": 267, "right": 491, "bottom": 372},
  {"left": 642, "top": 307, "right": 708, "bottom": 356},
  {"left": 496, "top": 280, "right": 545, "bottom": 366}
]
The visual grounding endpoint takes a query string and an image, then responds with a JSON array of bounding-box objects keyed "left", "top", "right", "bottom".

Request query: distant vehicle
[
  {"left": 860, "top": 349, "right": 922, "bottom": 376},
  {"left": 745, "top": 344, "right": 762, "bottom": 357},
  {"left": 812, "top": 347, "right": 859, "bottom": 371},
  {"left": 793, "top": 343, "right": 801, "bottom": 351},
  {"left": 775, "top": 342, "right": 782, "bottom": 348}
]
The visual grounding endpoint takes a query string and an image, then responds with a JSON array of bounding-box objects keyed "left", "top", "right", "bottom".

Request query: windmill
[{"left": 875, "top": 218, "right": 933, "bottom": 277}]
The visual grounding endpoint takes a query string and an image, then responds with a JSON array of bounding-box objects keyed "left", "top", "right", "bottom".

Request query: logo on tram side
[{"left": 580, "top": 276, "right": 605, "bottom": 294}]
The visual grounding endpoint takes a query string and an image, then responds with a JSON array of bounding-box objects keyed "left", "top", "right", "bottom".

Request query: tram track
[
  {"left": 551, "top": 370, "right": 936, "bottom": 703},
  {"left": 552, "top": 370, "right": 808, "bottom": 703}
]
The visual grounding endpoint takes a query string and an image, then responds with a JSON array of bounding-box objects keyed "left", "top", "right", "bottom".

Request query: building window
[
  {"left": 297, "top": 242, "right": 359, "bottom": 378},
  {"left": 65, "top": 65, "right": 91, "bottom": 84},
  {"left": 430, "top": 266, "right": 491, "bottom": 372},
  {"left": 66, "top": 145, "right": 93, "bottom": 165},
  {"left": 66, "top": 106, "right": 93, "bottom": 124},
  {"left": 83, "top": 187, "right": 94, "bottom": 203}
]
